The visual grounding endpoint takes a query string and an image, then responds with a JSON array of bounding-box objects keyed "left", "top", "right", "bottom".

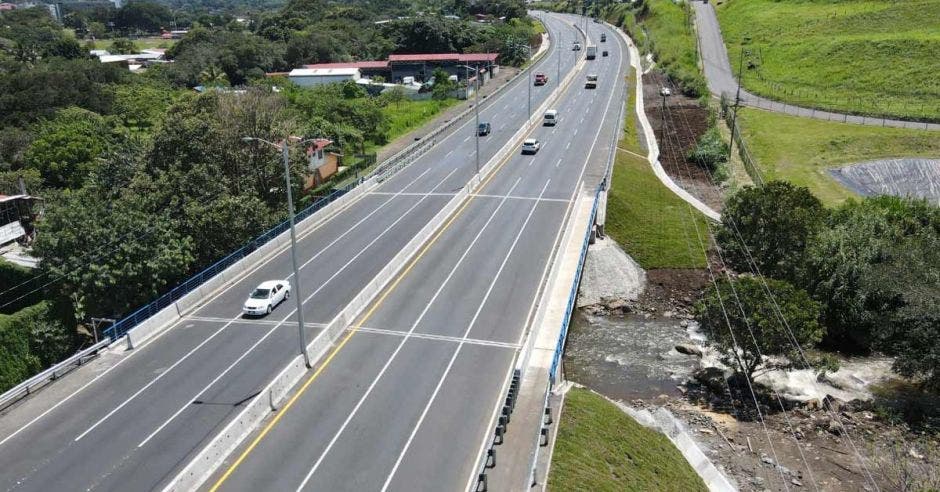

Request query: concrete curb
[
  {"left": 605, "top": 20, "right": 721, "bottom": 221},
  {"left": 164, "top": 39, "right": 587, "bottom": 492},
  {"left": 617, "top": 402, "right": 738, "bottom": 492}
]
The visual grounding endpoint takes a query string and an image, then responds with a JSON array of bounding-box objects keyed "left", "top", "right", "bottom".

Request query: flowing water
[{"left": 565, "top": 310, "right": 702, "bottom": 400}]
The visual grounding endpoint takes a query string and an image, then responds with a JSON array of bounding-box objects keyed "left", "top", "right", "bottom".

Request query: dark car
[
  {"left": 478, "top": 122, "right": 491, "bottom": 136},
  {"left": 603, "top": 50, "right": 609, "bottom": 57},
  {"left": 534, "top": 72, "right": 548, "bottom": 85}
]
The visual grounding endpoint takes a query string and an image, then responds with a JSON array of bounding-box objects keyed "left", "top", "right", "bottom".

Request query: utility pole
[
  {"left": 527, "top": 47, "right": 532, "bottom": 119},
  {"left": 727, "top": 47, "right": 746, "bottom": 165}
]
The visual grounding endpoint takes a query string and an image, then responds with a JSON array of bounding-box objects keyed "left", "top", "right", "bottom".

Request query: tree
[
  {"left": 26, "top": 113, "right": 103, "bottom": 181},
  {"left": 695, "top": 276, "right": 825, "bottom": 382},
  {"left": 24, "top": 107, "right": 115, "bottom": 189},
  {"left": 32, "top": 188, "right": 195, "bottom": 323},
  {"left": 140, "top": 89, "right": 303, "bottom": 266},
  {"left": 716, "top": 181, "right": 826, "bottom": 284},
  {"left": 109, "top": 38, "right": 139, "bottom": 54},
  {"left": 431, "top": 67, "right": 456, "bottom": 100},
  {"left": 113, "top": 1, "right": 173, "bottom": 33},
  {"left": 0, "top": 58, "right": 125, "bottom": 127},
  {"left": 803, "top": 196, "right": 940, "bottom": 351}
]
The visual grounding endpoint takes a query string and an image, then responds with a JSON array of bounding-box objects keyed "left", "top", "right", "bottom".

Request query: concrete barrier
[{"left": 165, "top": 35, "right": 587, "bottom": 492}]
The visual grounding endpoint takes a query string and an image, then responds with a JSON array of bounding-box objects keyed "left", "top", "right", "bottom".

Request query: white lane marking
[
  {"left": 462, "top": 27, "right": 627, "bottom": 491},
  {"left": 0, "top": 165, "right": 439, "bottom": 449},
  {"left": 566, "top": 141, "right": 571, "bottom": 150},
  {"left": 444, "top": 150, "right": 453, "bottom": 158},
  {"left": 527, "top": 159, "right": 533, "bottom": 167},
  {"left": 184, "top": 316, "right": 518, "bottom": 349},
  {"left": 573, "top": 128, "right": 579, "bottom": 136},
  {"left": 81, "top": 166, "right": 442, "bottom": 444},
  {"left": 380, "top": 179, "right": 552, "bottom": 491},
  {"left": 293, "top": 177, "right": 524, "bottom": 492},
  {"left": 463, "top": 135, "right": 471, "bottom": 143},
  {"left": 134, "top": 167, "right": 460, "bottom": 448},
  {"left": 555, "top": 157, "right": 563, "bottom": 168},
  {"left": 352, "top": 326, "right": 519, "bottom": 350}
]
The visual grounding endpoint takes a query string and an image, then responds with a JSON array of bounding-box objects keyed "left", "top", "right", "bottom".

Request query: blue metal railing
[
  {"left": 103, "top": 183, "right": 357, "bottom": 341},
  {"left": 548, "top": 183, "right": 602, "bottom": 382}
]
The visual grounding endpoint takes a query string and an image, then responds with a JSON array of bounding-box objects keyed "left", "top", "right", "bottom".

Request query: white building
[{"left": 288, "top": 68, "right": 362, "bottom": 87}]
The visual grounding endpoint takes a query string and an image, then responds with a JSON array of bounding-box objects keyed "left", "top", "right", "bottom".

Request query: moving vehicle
[
  {"left": 478, "top": 122, "right": 491, "bottom": 136},
  {"left": 543, "top": 109, "right": 558, "bottom": 126},
  {"left": 586, "top": 45, "right": 597, "bottom": 60},
  {"left": 603, "top": 50, "right": 609, "bottom": 57},
  {"left": 585, "top": 74, "right": 598, "bottom": 89},
  {"left": 521, "top": 138, "right": 541, "bottom": 154},
  {"left": 572, "top": 42, "right": 581, "bottom": 51},
  {"left": 243, "top": 280, "right": 290, "bottom": 316},
  {"left": 600, "top": 33, "right": 606, "bottom": 42},
  {"left": 534, "top": 72, "right": 548, "bottom": 85}
]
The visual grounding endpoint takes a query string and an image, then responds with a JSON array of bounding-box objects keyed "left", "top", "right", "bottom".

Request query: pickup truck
[{"left": 585, "top": 74, "right": 597, "bottom": 89}]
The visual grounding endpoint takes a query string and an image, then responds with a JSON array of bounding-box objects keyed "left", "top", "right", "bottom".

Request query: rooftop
[
  {"left": 289, "top": 68, "right": 361, "bottom": 77},
  {"left": 303, "top": 61, "right": 389, "bottom": 70}
]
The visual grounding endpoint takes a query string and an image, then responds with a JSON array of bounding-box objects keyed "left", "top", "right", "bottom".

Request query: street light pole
[
  {"left": 243, "top": 136, "right": 313, "bottom": 368},
  {"left": 279, "top": 141, "right": 311, "bottom": 368},
  {"left": 527, "top": 47, "right": 532, "bottom": 119}
]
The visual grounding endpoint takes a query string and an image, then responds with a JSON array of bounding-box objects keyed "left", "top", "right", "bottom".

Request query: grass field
[
  {"left": 606, "top": 70, "right": 709, "bottom": 269},
  {"left": 86, "top": 37, "right": 176, "bottom": 51},
  {"left": 360, "top": 98, "right": 460, "bottom": 156},
  {"left": 548, "top": 388, "right": 708, "bottom": 492},
  {"left": 737, "top": 108, "right": 940, "bottom": 206},
  {"left": 603, "top": 0, "right": 707, "bottom": 97},
  {"left": 717, "top": 0, "right": 940, "bottom": 122}
]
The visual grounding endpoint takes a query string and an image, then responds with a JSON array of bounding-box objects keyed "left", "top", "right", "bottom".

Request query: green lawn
[
  {"left": 737, "top": 108, "right": 940, "bottom": 206},
  {"left": 88, "top": 37, "right": 176, "bottom": 51},
  {"left": 548, "top": 388, "right": 708, "bottom": 492},
  {"left": 361, "top": 98, "right": 460, "bottom": 155},
  {"left": 606, "top": 69, "right": 709, "bottom": 269},
  {"left": 717, "top": 0, "right": 940, "bottom": 122}
]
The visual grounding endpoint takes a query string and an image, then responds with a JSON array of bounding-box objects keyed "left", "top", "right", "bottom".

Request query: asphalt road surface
[
  {"left": 206, "top": 15, "right": 628, "bottom": 492},
  {"left": 0, "top": 14, "right": 590, "bottom": 492}
]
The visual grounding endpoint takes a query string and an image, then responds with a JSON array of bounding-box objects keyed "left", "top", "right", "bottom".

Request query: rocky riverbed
[{"left": 568, "top": 238, "right": 939, "bottom": 491}]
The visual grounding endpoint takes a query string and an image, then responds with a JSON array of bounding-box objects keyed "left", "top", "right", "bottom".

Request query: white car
[
  {"left": 522, "top": 138, "right": 541, "bottom": 154},
  {"left": 243, "top": 280, "right": 290, "bottom": 316}
]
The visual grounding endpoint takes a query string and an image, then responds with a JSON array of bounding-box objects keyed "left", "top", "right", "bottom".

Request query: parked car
[
  {"left": 522, "top": 138, "right": 541, "bottom": 154},
  {"left": 243, "top": 280, "right": 290, "bottom": 316},
  {"left": 478, "top": 122, "right": 491, "bottom": 136},
  {"left": 534, "top": 72, "right": 548, "bottom": 85}
]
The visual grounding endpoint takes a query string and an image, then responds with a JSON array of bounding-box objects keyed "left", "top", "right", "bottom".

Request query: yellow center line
[{"left": 208, "top": 122, "right": 526, "bottom": 491}]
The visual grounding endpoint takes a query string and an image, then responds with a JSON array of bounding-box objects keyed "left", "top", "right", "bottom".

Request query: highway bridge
[{"left": 0, "top": 12, "right": 628, "bottom": 492}]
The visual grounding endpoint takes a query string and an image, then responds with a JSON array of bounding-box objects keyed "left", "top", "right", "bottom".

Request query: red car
[{"left": 534, "top": 72, "right": 548, "bottom": 85}]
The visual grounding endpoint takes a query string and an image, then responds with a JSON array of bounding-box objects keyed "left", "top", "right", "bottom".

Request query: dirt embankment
[{"left": 643, "top": 70, "right": 725, "bottom": 212}]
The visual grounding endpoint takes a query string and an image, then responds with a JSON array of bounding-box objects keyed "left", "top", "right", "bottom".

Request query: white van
[{"left": 543, "top": 109, "right": 559, "bottom": 126}]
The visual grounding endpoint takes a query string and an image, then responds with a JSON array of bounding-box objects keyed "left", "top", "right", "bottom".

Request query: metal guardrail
[
  {"left": 103, "top": 183, "right": 356, "bottom": 341},
  {"left": 0, "top": 338, "right": 110, "bottom": 411}
]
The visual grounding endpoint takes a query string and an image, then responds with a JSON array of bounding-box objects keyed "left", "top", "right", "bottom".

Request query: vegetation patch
[
  {"left": 735, "top": 108, "right": 940, "bottom": 206},
  {"left": 548, "top": 387, "right": 708, "bottom": 492},
  {"left": 607, "top": 70, "right": 709, "bottom": 269},
  {"left": 717, "top": 0, "right": 940, "bottom": 122}
]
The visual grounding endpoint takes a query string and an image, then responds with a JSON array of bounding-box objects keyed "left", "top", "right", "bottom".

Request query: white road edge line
[
  {"left": 381, "top": 179, "right": 552, "bottom": 491},
  {"left": 293, "top": 177, "right": 524, "bottom": 492}
]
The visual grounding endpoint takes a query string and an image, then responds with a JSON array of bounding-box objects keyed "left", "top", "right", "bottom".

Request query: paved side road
[{"left": 692, "top": 1, "right": 939, "bottom": 131}]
